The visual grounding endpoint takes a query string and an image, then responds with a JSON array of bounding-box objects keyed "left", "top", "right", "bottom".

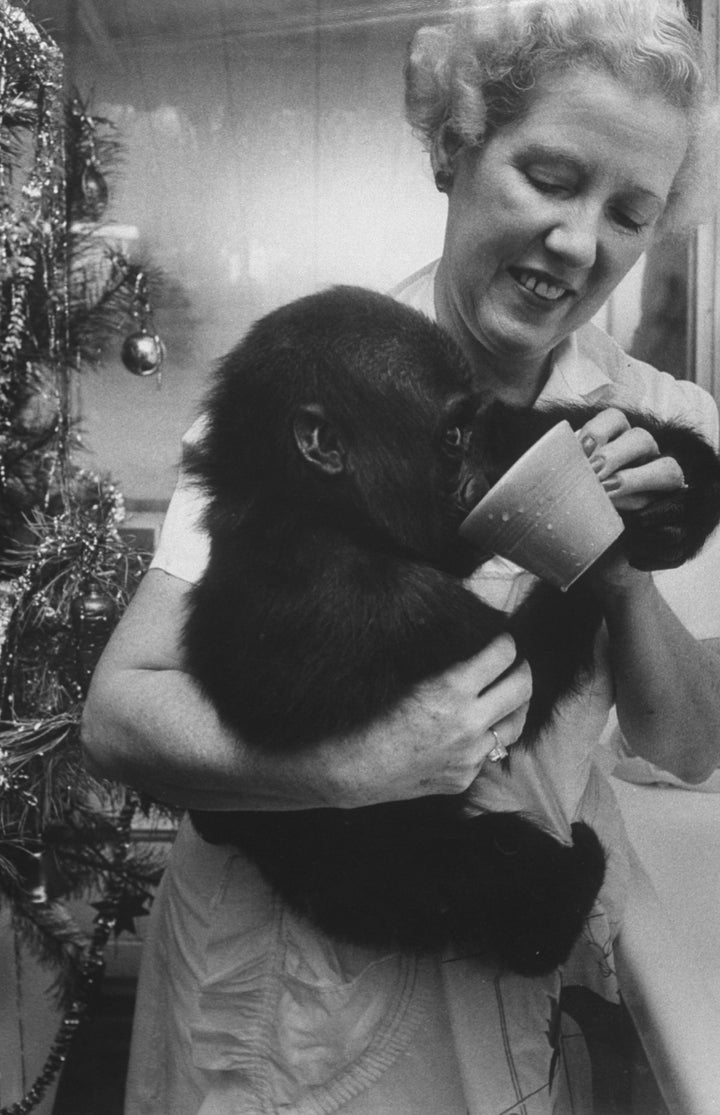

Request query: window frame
[{"left": 691, "top": 0, "right": 720, "bottom": 399}]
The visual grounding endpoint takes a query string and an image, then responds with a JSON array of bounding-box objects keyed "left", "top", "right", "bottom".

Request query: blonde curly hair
[{"left": 405, "top": 0, "right": 717, "bottom": 234}]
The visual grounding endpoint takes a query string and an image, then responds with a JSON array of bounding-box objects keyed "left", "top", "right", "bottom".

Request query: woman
[{"left": 83, "top": 1, "right": 720, "bottom": 1112}]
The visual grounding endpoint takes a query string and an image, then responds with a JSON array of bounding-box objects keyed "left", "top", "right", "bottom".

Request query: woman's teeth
[{"left": 516, "top": 271, "right": 567, "bottom": 301}]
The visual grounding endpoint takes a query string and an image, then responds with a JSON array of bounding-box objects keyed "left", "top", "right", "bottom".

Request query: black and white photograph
[{"left": 2, "top": 2, "right": 720, "bottom": 1112}]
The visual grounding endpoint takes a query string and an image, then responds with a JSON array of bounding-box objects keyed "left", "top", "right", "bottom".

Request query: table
[{"left": 612, "top": 778, "right": 720, "bottom": 1115}]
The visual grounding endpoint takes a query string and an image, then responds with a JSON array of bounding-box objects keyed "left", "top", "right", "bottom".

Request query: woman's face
[{"left": 435, "top": 67, "right": 689, "bottom": 399}]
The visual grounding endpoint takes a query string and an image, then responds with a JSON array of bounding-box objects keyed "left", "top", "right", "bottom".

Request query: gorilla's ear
[{"left": 293, "top": 404, "right": 346, "bottom": 476}]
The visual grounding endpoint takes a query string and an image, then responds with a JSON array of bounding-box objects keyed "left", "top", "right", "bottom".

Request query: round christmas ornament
[
  {"left": 70, "top": 585, "right": 116, "bottom": 691},
  {"left": 120, "top": 329, "right": 165, "bottom": 377},
  {"left": 120, "top": 270, "right": 165, "bottom": 381},
  {"left": 80, "top": 161, "right": 109, "bottom": 221}
]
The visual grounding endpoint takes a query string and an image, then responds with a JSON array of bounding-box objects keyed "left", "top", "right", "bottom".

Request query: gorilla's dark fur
[{"left": 184, "top": 286, "right": 720, "bottom": 975}]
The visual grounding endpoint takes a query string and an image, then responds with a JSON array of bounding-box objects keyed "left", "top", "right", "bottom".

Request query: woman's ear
[
  {"left": 293, "top": 404, "right": 346, "bottom": 475},
  {"left": 431, "top": 123, "right": 462, "bottom": 191}
]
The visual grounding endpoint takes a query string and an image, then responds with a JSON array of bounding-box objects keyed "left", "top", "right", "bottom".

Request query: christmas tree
[{"left": 1, "top": 6, "right": 166, "bottom": 1110}]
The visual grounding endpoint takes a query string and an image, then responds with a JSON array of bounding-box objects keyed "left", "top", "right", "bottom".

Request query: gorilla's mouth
[{"left": 457, "top": 470, "right": 491, "bottom": 512}]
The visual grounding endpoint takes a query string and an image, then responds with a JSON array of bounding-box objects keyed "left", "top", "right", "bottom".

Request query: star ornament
[{"left": 92, "top": 891, "right": 152, "bottom": 936}]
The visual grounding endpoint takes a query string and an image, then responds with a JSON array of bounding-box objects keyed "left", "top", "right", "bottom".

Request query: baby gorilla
[{"left": 184, "top": 286, "right": 720, "bottom": 975}]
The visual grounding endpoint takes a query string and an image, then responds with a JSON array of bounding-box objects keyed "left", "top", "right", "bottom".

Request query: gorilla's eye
[{"left": 444, "top": 426, "right": 463, "bottom": 450}]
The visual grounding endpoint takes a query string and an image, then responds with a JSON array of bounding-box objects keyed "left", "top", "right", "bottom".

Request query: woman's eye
[
  {"left": 527, "top": 173, "right": 570, "bottom": 196},
  {"left": 612, "top": 209, "right": 647, "bottom": 234}
]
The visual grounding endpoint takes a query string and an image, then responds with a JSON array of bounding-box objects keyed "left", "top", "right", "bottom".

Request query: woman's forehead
[{"left": 495, "top": 67, "right": 688, "bottom": 199}]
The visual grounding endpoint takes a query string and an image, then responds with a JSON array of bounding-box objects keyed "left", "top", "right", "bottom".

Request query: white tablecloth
[{"left": 612, "top": 778, "right": 720, "bottom": 1115}]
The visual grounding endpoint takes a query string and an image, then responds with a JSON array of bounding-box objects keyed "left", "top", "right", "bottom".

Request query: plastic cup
[{"left": 459, "top": 419, "right": 624, "bottom": 590}]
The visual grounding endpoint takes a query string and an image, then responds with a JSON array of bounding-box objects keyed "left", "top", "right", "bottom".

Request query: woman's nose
[{"left": 544, "top": 204, "right": 599, "bottom": 270}]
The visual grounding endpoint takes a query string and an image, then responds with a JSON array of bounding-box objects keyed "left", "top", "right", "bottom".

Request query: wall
[{"left": 66, "top": 19, "right": 447, "bottom": 506}]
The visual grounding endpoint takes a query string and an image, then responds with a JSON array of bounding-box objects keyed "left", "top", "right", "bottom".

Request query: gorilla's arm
[{"left": 608, "top": 416, "right": 720, "bottom": 569}]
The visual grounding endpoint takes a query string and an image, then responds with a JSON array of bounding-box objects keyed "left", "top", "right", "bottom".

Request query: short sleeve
[{"left": 150, "top": 418, "right": 210, "bottom": 585}]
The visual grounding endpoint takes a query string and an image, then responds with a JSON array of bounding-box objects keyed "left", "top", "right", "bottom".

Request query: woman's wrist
[{"left": 585, "top": 551, "right": 655, "bottom": 615}]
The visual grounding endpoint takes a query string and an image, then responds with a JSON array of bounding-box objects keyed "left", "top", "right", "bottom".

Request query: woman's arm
[
  {"left": 591, "top": 559, "right": 720, "bottom": 782},
  {"left": 578, "top": 408, "right": 720, "bottom": 782},
  {"left": 81, "top": 568, "right": 532, "bottom": 810}
]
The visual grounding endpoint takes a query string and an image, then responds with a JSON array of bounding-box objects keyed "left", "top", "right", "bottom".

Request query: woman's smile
[{"left": 509, "top": 267, "right": 574, "bottom": 303}]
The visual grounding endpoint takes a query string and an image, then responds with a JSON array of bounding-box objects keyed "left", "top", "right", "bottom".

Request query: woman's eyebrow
[
  {"left": 519, "top": 142, "right": 665, "bottom": 204},
  {"left": 519, "top": 144, "right": 586, "bottom": 172}
]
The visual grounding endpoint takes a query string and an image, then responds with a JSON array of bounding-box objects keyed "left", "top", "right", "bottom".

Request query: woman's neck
[
  {"left": 434, "top": 271, "right": 553, "bottom": 407},
  {"left": 479, "top": 355, "right": 552, "bottom": 406},
  {"left": 450, "top": 331, "right": 552, "bottom": 407}
]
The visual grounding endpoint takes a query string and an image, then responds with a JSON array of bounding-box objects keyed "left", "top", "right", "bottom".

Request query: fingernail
[
  {"left": 581, "top": 435, "right": 596, "bottom": 455},
  {"left": 590, "top": 454, "right": 605, "bottom": 474},
  {"left": 602, "top": 477, "right": 621, "bottom": 492}
]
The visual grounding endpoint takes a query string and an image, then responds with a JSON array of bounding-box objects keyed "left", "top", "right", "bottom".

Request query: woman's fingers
[
  {"left": 578, "top": 407, "right": 632, "bottom": 454},
  {"left": 437, "top": 641, "right": 532, "bottom": 773},
  {"left": 484, "top": 701, "right": 531, "bottom": 763},
  {"left": 587, "top": 427, "right": 661, "bottom": 480},
  {"left": 600, "top": 457, "right": 687, "bottom": 510},
  {"left": 442, "top": 633, "right": 519, "bottom": 695},
  {"left": 577, "top": 409, "right": 685, "bottom": 510}
]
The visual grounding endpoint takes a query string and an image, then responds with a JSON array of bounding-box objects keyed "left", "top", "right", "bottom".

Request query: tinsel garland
[
  {"left": 0, "top": 504, "right": 166, "bottom": 1113},
  {"left": 0, "top": 495, "right": 153, "bottom": 862},
  {"left": 2, "top": 10, "right": 165, "bottom": 548},
  {"left": 2, "top": 2, "right": 69, "bottom": 566},
  {"left": 0, "top": 4, "right": 65, "bottom": 400},
  {"left": 0, "top": 791, "right": 144, "bottom": 1115},
  {"left": 1, "top": 6, "right": 173, "bottom": 1111}
]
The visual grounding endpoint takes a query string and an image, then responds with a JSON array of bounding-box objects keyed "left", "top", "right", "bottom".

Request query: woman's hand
[
  {"left": 324, "top": 636, "right": 532, "bottom": 807},
  {"left": 578, "top": 407, "right": 686, "bottom": 511},
  {"left": 578, "top": 407, "right": 690, "bottom": 574}
]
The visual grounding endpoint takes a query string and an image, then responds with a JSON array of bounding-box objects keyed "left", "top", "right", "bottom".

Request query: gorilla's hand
[{"left": 620, "top": 422, "right": 720, "bottom": 569}]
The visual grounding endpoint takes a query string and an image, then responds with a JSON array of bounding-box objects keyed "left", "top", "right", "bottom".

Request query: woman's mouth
[{"left": 510, "top": 268, "right": 571, "bottom": 303}]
